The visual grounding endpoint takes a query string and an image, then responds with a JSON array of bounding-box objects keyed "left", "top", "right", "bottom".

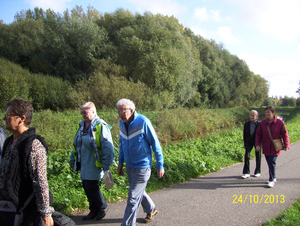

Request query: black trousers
[
  {"left": 242, "top": 143, "right": 261, "bottom": 175},
  {"left": 82, "top": 180, "right": 108, "bottom": 212}
]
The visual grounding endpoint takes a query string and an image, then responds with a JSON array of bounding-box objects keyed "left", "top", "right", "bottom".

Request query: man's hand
[
  {"left": 70, "top": 164, "right": 74, "bottom": 169},
  {"left": 117, "top": 164, "right": 124, "bottom": 176},
  {"left": 157, "top": 169, "right": 165, "bottom": 178},
  {"left": 255, "top": 146, "right": 261, "bottom": 152}
]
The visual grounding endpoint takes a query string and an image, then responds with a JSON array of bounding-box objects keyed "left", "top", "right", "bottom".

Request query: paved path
[{"left": 70, "top": 141, "right": 300, "bottom": 226}]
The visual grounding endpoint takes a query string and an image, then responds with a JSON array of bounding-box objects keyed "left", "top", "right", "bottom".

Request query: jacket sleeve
[
  {"left": 69, "top": 150, "right": 75, "bottom": 165},
  {"left": 144, "top": 119, "right": 164, "bottom": 170},
  {"left": 255, "top": 123, "right": 263, "bottom": 147},
  {"left": 280, "top": 122, "right": 290, "bottom": 149},
  {"left": 243, "top": 122, "right": 247, "bottom": 147},
  {"left": 100, "top": 123, "right": 115, "bottom": 171},
  {"left": 118, "top": 123, "right": 124, "bottom": 165}
]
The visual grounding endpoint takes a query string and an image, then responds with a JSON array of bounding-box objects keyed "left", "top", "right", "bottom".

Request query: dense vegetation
[{"left": 0, "top": 6, "right": 269, "bottom": 109}]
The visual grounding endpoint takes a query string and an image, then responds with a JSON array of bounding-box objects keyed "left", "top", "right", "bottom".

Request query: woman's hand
[
  {"left": 43, "top": 216, "right": 54, "bottom": 226},
  {"left": 255, "top": 146, "right": 261, "bottom": 152}
]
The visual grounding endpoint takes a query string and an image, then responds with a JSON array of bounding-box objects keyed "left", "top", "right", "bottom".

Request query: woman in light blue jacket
[{"left": 69, "top": 102, "right": 114, "bottom": 221}]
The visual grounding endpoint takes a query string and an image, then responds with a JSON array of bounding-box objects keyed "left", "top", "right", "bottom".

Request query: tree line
[{"left": 0, "top": 6, "right": 269, "bottom": 110}]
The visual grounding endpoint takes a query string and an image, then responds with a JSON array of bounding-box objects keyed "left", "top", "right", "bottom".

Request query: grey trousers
[{"left": 122, "top": 166, "right": 155, "bottom": 226}]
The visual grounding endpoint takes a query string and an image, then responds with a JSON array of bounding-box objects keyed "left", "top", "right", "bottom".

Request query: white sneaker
[
  {"left": 242, "top": 174, "right": 250, "bottom": 179},
  {"left": 254, "top": 173, "right": 261, "bottom": 177},
  {"left": 267, "top": 181, "right": 275, "bottom": 188},
  {"left": 266, "top": 178, "right": 277, "bottom": 184}
]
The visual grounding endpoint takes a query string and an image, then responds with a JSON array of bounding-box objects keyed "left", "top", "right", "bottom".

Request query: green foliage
[
  {"left": 0, "top": 58, "right": 31, "bottom": 108},
  {"left": 280, "top": 96, "right": 297, "bottom": 106},
  {"left": 0, "top": 6, "right": 268, "bottom": 109},
  {"left": 0, "top": 58, "right": 72, "bottom": 110},
  {"left": 285, "top": 107, "right": 300, "bottom": 143}
]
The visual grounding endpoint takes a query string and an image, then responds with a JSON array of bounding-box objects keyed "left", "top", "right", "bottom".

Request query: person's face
[
  {"left": 117, "top": 105, "right": 133, "bottom": 124},
  {"left": 3, "top": 106, "right": 21, "bottom": 132},
  {"left": 249, "top": 112, "right": 258, "bottom": 122},
  {"left": 81, "top": 108, "right": 94, "bottom": 123},
  {"left": 265, "top": 110, "right": 275, "bottom": 120}
]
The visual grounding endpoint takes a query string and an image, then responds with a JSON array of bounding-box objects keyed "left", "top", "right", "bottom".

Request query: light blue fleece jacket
[
  {"left": 70, "top": 115, "right": 114, "bottom": 180},
  {"left": 118, "top": 111, "right": 164, "bottom": 170}
]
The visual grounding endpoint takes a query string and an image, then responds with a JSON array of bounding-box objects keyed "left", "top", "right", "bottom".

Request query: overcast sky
[{"left": 1, "top": 0, "right": 299, "bottom": 98}]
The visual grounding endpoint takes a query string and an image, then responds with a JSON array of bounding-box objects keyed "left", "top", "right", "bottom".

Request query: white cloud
[
  {"left": 217, "top": 26, "right": 240, "bottom": 44},
  {"left": 258, "top": 0, "right": 300, "bottom": 42},
  {"left": 191, "top": 26, "right": 240, "bottom": 45},
  {"left": 238, "top": 52, "right": 300, "bottom": 98},
  {"left": 227, "top": 0, "right": 300, "bottom": 42},
  {"left": 25, "top": 0, "right": 72, "bottom": 12},
  {"left": 297, "top": 46, "right": 300, "bottom": 52},
  {"left": 193, "top": 7, "right": 221, "bottom": 23},
  {"left": 190, "top": 27, "right": 208, "bottom": 39},
  {"left": 128, "top": 0, "right": 188, "bottom": 18}
]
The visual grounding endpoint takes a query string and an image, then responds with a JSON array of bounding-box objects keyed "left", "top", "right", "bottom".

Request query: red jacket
[{"left": 255, "top": 117, "right": 290, "bottom": 156}]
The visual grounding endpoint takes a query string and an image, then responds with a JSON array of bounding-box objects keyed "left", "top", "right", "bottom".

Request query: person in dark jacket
[
  {"left": 242, "top": 110, "right": 261, "bottom": 179},
  {"left": 0, "top": 98, "right": 54, "bottom": 226}
]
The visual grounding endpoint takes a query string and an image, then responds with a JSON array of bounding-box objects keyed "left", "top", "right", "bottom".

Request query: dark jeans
[
  {"left": 82, "top": 180, "right": 108, "bottom": 212},
  {"left": 265, "top": 155, "right": 278, "bottom": 182},
  {"left": 242, "top": 143, "right": 261, "bottom": 174}
]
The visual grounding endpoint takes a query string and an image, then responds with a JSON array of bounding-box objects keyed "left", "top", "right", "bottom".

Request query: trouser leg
[
  {"left": 254, "top": 148, "right": 261, "bottom": 174},
  {"left": 242, "top": 144, "right": 252, "bottom": 174},
  {"left": 265, "top": 155, "right": 277, "bottom": 181},
  {"left": 122, "top": 166, "right": 151, "bottom": 226},
  {"left": 82, "top": 179, "right": 108, "bottom": 212}
]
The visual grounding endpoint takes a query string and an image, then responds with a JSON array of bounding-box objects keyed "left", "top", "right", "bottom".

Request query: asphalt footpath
[{"left": 70, "top": 141, "right": 300, "bottom": 226}]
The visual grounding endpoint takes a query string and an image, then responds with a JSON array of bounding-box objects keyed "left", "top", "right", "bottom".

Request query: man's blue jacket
[{"left": 118, "top": 111, "right": 164, "bottom": 170}]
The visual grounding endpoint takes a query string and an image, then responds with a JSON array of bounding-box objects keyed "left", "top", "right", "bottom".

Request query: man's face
[
  {"left": 117, "top": 105, "right": 133, "bottom": 124},
  {"left": 249, "top": 112, "right": 258, "bottom": 122}
]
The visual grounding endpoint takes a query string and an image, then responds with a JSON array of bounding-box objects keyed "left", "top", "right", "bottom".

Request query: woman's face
[
  {"left": 81, "top": 108, "right": 94, "bottom": 123},
  {"left": 265, "top": 109, "right": 275, "bottom": 121},
  {"left": 3, "top": 106, "right": 21, "bottom": 132}
]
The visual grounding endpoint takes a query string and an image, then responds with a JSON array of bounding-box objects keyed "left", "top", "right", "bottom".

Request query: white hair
[
  {"left": 80, "top": 102, "right": 97, "bottom": 116},
  {"left": 116, "top": 98, "right": 135, "bottom": 111},
  {"left": 250, "top": 110, "right": 258, "bottom": 116}
]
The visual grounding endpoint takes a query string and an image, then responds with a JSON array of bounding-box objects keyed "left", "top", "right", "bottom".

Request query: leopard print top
[{"left": 0, "top": 139, "right": 54, "bottom": 217}]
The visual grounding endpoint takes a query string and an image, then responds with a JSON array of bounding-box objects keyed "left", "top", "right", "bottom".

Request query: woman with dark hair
[
  {"left": 255, "top": 105, "right": 290, "bottom": 188},
  {"left": 0, "top": 98, "right": 54, "bottom": 225}
]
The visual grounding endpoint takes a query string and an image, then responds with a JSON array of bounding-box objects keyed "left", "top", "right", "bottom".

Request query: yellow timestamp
[{"left": 233, "top": 195, "right": 285, "bottom": 204}]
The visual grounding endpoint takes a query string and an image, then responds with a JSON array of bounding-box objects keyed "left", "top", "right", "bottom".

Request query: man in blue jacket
[{"left": 116, "top": 99, "right": 164, "bottom": 226}]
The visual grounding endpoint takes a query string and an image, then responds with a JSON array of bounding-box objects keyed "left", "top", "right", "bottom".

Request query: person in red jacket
[{"left": 255, "top": 105, "right": 290, "bottom": 188}]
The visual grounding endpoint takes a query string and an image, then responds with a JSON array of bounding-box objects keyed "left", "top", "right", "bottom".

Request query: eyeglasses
[
  {"left": 117, "top": 108, "right": 131, "bottom": 115},
  {"left": 81, "top": 110, "right": 90, "bottom": 115},
  {"left": 4, "top": 112, "right": 19, "bottom": 118}
]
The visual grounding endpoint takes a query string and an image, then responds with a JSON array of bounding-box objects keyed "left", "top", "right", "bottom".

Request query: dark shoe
[
  {"left": 95, "top": 207, "right": 109, "bottom": 220},
  {"left": 144, "top": 207, "right": 158, "bottom": 223},
  {"left": 83, "top": 211, "right": 98, "bottom": 220}
]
